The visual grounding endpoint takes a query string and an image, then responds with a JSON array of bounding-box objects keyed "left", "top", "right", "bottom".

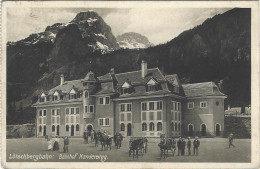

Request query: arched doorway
[
  {"left": 71, "top": 125, "right": 74, "bottom": 136},
  {"left": 216, "top": 124, "right": 221, "bottom": 136},
  {"left": 188, "top": 124, "right": 194, "bottom": 136},
  {"left": 43, "top": 126, "right": 46, "bottom": 136},
  {"left": 127, "top": 123, "right": 132, "bottom": 136},
  {"left": 201, "top": 124, "right": 206, "bottom": 136},
  {"left": 87, "top": 125, "right": 93, "bottom": 132}
]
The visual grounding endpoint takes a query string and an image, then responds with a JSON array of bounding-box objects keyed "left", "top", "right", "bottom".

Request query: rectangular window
[
  {"left": 76, "top": 108, "right": 80, "bottom": 114},
  {"left": 76, "top": 116, "right": 80, "bottom": 123},
  {"left": 43, "top": 110, "right": 47, "bottom": 116},
  {"left": 85, "top": 91, "right": 89, "bottom": 98},
  {"left": 149, "top": 102, "right": 154, "bottom": 110},
  {"left": 127, "top": 104, "right": 132, "bottom": 111},
  {"left": 142, "top": 112, "right": 146, "bottom": 121},
  {"left": 149, "top": 112, "right": 154, "bottom": 120},
  {"left": 43, "top": 117, "right": 47, "bottom": 124},
  {"left": 99, "top": 97, "right": 104, "bottom": 104},
  {"left": 57, "top": 109, "right": 60, "bottom": 115},
  {"left": 56, "top": 117, "right": 60, "bottom": 123},
  {"left": 188, "top": 102, "right": 194, "bottom": 109},
  {"left": 66, "top": 108, "right": 69, "bottom": 115},
  {"left": 71, "top": 108, "right": 74, "bottom": 114},
  {"left": 120, "top": 104, "right": 125, "bottom": 112},
  {"left": 175, "top": 112, "right": 177, "bottom": 121},
  {"left": 121, "top": 114, "right": 124, "bottom": 121},
  {"left": 89, "top": 105, "right": 94, "bottom": 113},
  {"left": 52, "top": 109, "right": 55, "bottom": 115},
  {"left": 85, "top": 106, "right": 88, "bottom": 113},
  {"left": 127, "top": 113, "right": 131, "bottom": 121},
  {"left": 52, "top": 117, "right": 55, "bottom": 123},
  {"left": 70, "top": 116, "right": 74, "bottom": 123},
  {"left": 66, "top": 116, "right": 69, "bottom": 123},
  {"left": 157, "top": 101, "right": 162, "bottom": 110},
  {"left": 105, "top": 97, "right": 110, "bottom": 104},
  {"left": 39, "top": 110, "right": 42, "bottom": 116},
  {"left": 99, "top": 118, "right": 104, "bottom": 126},
  {"left": 200, "top": 101, "right": 207, "bottom": 108},
  {"left": 157, "top": 112, "right": 162, "bottom": 120},
  {"left": 142, "top": 103, "right": 147, "bottom": 111},
  {"left": 105, "top": 118, "right": 110, "bottom": 126}
]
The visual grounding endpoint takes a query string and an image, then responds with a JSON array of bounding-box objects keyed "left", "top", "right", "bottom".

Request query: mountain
[
  {"left": 116, "top": 32, "right": 153, "bottom": 49},
  {"left": 6, "top": 8, "right": 250, "bottom": 124}
]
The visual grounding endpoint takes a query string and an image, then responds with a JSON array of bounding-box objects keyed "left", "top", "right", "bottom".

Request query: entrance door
[
  {"left": 201, "top": 124, "right": 206, "bottom": 136},
  {"left": 71, "top": 125, "right": 74, "bottom": 136},
  {"left": 216, "top": 124, "right": 220, "bottom": 136},
  {"left": 127, "top": 123, "right": 132, "bottom": 136},
  {"left": 188, "top": 124, "right": 194, "bottom": 136},
  {"left": 87, "top": 125, "right": 93, "bottom": 132},
  {"left": 43, "top": 126, "right": 46, "bottom": 136}
]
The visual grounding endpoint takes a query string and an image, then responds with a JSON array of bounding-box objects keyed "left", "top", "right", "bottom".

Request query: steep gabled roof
[
  {"left": 48, "top": 80, "right": 83, "bottom": 95},
  {"left": 165, "top": 74, "right": 179, "bottom": 86},
  {"left": 182, "top": 82, "right": 225, "bottom": 97},
  {"left": 115, "top": 68, "right": 166, "bottom": 87}
]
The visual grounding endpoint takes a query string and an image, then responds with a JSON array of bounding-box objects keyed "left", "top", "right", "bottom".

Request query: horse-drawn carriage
[
  {"left": 158, "top": 134, "right": 176, "bottom": 159},
  {"left": 129, "top": 137, "right": 148, "bottom": 160}
]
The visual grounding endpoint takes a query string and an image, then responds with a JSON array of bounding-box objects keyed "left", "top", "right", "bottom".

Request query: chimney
[
  {"left": 110, "top": 68, "right": 115, "bottom": 74},
  {"left": 60, "top": 74, "right": 64, "bottom": 86},
  {"left": 141, "top": 60, "right": 147, "bottom": 78}
]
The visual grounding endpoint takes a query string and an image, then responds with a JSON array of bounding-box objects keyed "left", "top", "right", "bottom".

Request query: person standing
[
  {"left": 47, "top": 135, "right": 53, "bottom": 151},
  {"left": 83, "top": 130, "right": 87, "bottom": 143},
  {"left": 91, "top": 130, "right": 94, "bottom": 143},
  {"left": 53, "top": 136, "right": 60, "bottom": 151},
  {"left": 193, "top": 136, "right": 200, "bottom": 156},
  {"left": 187, "top": 137, "right": 191, "bottom": 156},
  {"left": 63, "top": 136, "right": 69, "bottom": 153},
  {"left": 177, "top": 137, "right": 182, "bottom": 156},
  {"left": 170, "top": 137, "right": 176, "bottom": 156},
  {"left": 228, "top": 133, "right": 235, "bottom": 148},
  {"left": 181, "top": 138, "right": 186, "bottom": 156}
]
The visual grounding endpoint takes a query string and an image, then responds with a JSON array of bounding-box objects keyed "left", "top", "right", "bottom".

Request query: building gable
[{"left": 147, "top": 78, "right": 158, "bottom": 85}]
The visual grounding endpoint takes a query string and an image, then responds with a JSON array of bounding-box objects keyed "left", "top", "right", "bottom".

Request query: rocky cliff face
[{"left": 117, "top": 32, "right": 153, "bottom": 49}]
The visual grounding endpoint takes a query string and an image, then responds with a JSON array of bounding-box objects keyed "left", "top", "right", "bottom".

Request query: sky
[{"left": 7, "top": 8, "right": 231, "bottom": 45}]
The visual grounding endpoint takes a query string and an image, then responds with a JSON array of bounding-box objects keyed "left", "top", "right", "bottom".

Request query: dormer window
[
  {"left": 146, "top": 78, "right": 161, "bottom": 92},
  {"left": 120, "top": 81, "right": 133, "bottom": 95},
  {"left": 40, "top": 93, "right": 46, "bottom": 102},
  {"left": 53, "top": 91, "right": 60, "bottom": 101},
  {"left": 69, "top": 88, "right": 78, "bottom": 100}
]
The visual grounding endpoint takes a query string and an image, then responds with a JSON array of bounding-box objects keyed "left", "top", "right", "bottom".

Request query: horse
[
  {"left": 114, "top": 133, "right": 123, "bottom": 149},
  {"left": 158, "top": 138, "right": 175, "bottom": 159},
  {"left": 100, "top": 133, "right": 113, "bottom": 151},
  {"left": 129, "top": 138, "right": 147, "bottom": 160}
]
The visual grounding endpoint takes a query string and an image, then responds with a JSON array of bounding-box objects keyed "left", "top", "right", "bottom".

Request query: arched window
[
  {"left": 201, "top": 124, "right": 207, "bottom": 136},
  {"left": 39, "top": 125, "right": 42, "bottom": 132},
  {"left": 56, "top": 125, "right": 60, "bottom": 136},
  {"left": 175, "top": 123, "right": 178, "bottom": 131},
  {"left": 142, "top": 123, "right": 147, "bottom": 131},
  {"left": 66, "top": 125, "right": 69, "bottom": 132},
  {"left": 85, "top": 91, "right": 89, "bottom": 98},
  {"left": 178, "top": 123, "right": 181, "bottom": 131},
  {"left": 120, "top": 123, "right": 125, "bottom": 131},
  {"left": 149, "top": 122, "right": 154, "bottom": 131},
  {"left": 171, "top": 122, "right": 174, "bottom": 131},
  {"left": 157, "top": 122, "right": 162, "bottom": 131},
  {"left": 76, "top": 124, "right": 80, "bottom": 131},
  {"left": 52, "top": 125, "right": 55, "bottom": 132}
]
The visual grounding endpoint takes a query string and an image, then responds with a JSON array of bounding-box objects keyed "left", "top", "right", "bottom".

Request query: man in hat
[
  {"left": 228, "top": 133, "right": 235, "bottom": 148},
  {"left": 193, "top": 136, "right": 200, "bottom": 156},
  {"left": 187, "top": 137, "right": 192, "bottom": 156},
  {"left": 177, "top": 137, "right": 182, "bottom": 156}
]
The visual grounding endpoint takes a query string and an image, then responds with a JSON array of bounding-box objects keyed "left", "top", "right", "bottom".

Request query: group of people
[
  {"left": 159, "top": 134, "right": 201, "bottom": 156},
  {"left": 46, "top": 135, "right": 70, "bottom": 153},
  {"left": 83, "top": 129, "right": 96, "bottom": 144}
]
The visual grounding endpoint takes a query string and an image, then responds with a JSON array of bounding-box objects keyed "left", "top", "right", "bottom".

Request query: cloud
[{"left": 6, "top": 7, "right": 230, "bottom": 44}]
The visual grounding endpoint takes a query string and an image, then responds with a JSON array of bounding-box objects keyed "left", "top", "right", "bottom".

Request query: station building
[{"left": 32, "top": 61, "right": 226, "bottom": 138}]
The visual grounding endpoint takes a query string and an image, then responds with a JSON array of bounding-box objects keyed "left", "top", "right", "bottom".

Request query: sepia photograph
[{"left": 1, "top": 1, "right": 259, "bottom": 168}]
